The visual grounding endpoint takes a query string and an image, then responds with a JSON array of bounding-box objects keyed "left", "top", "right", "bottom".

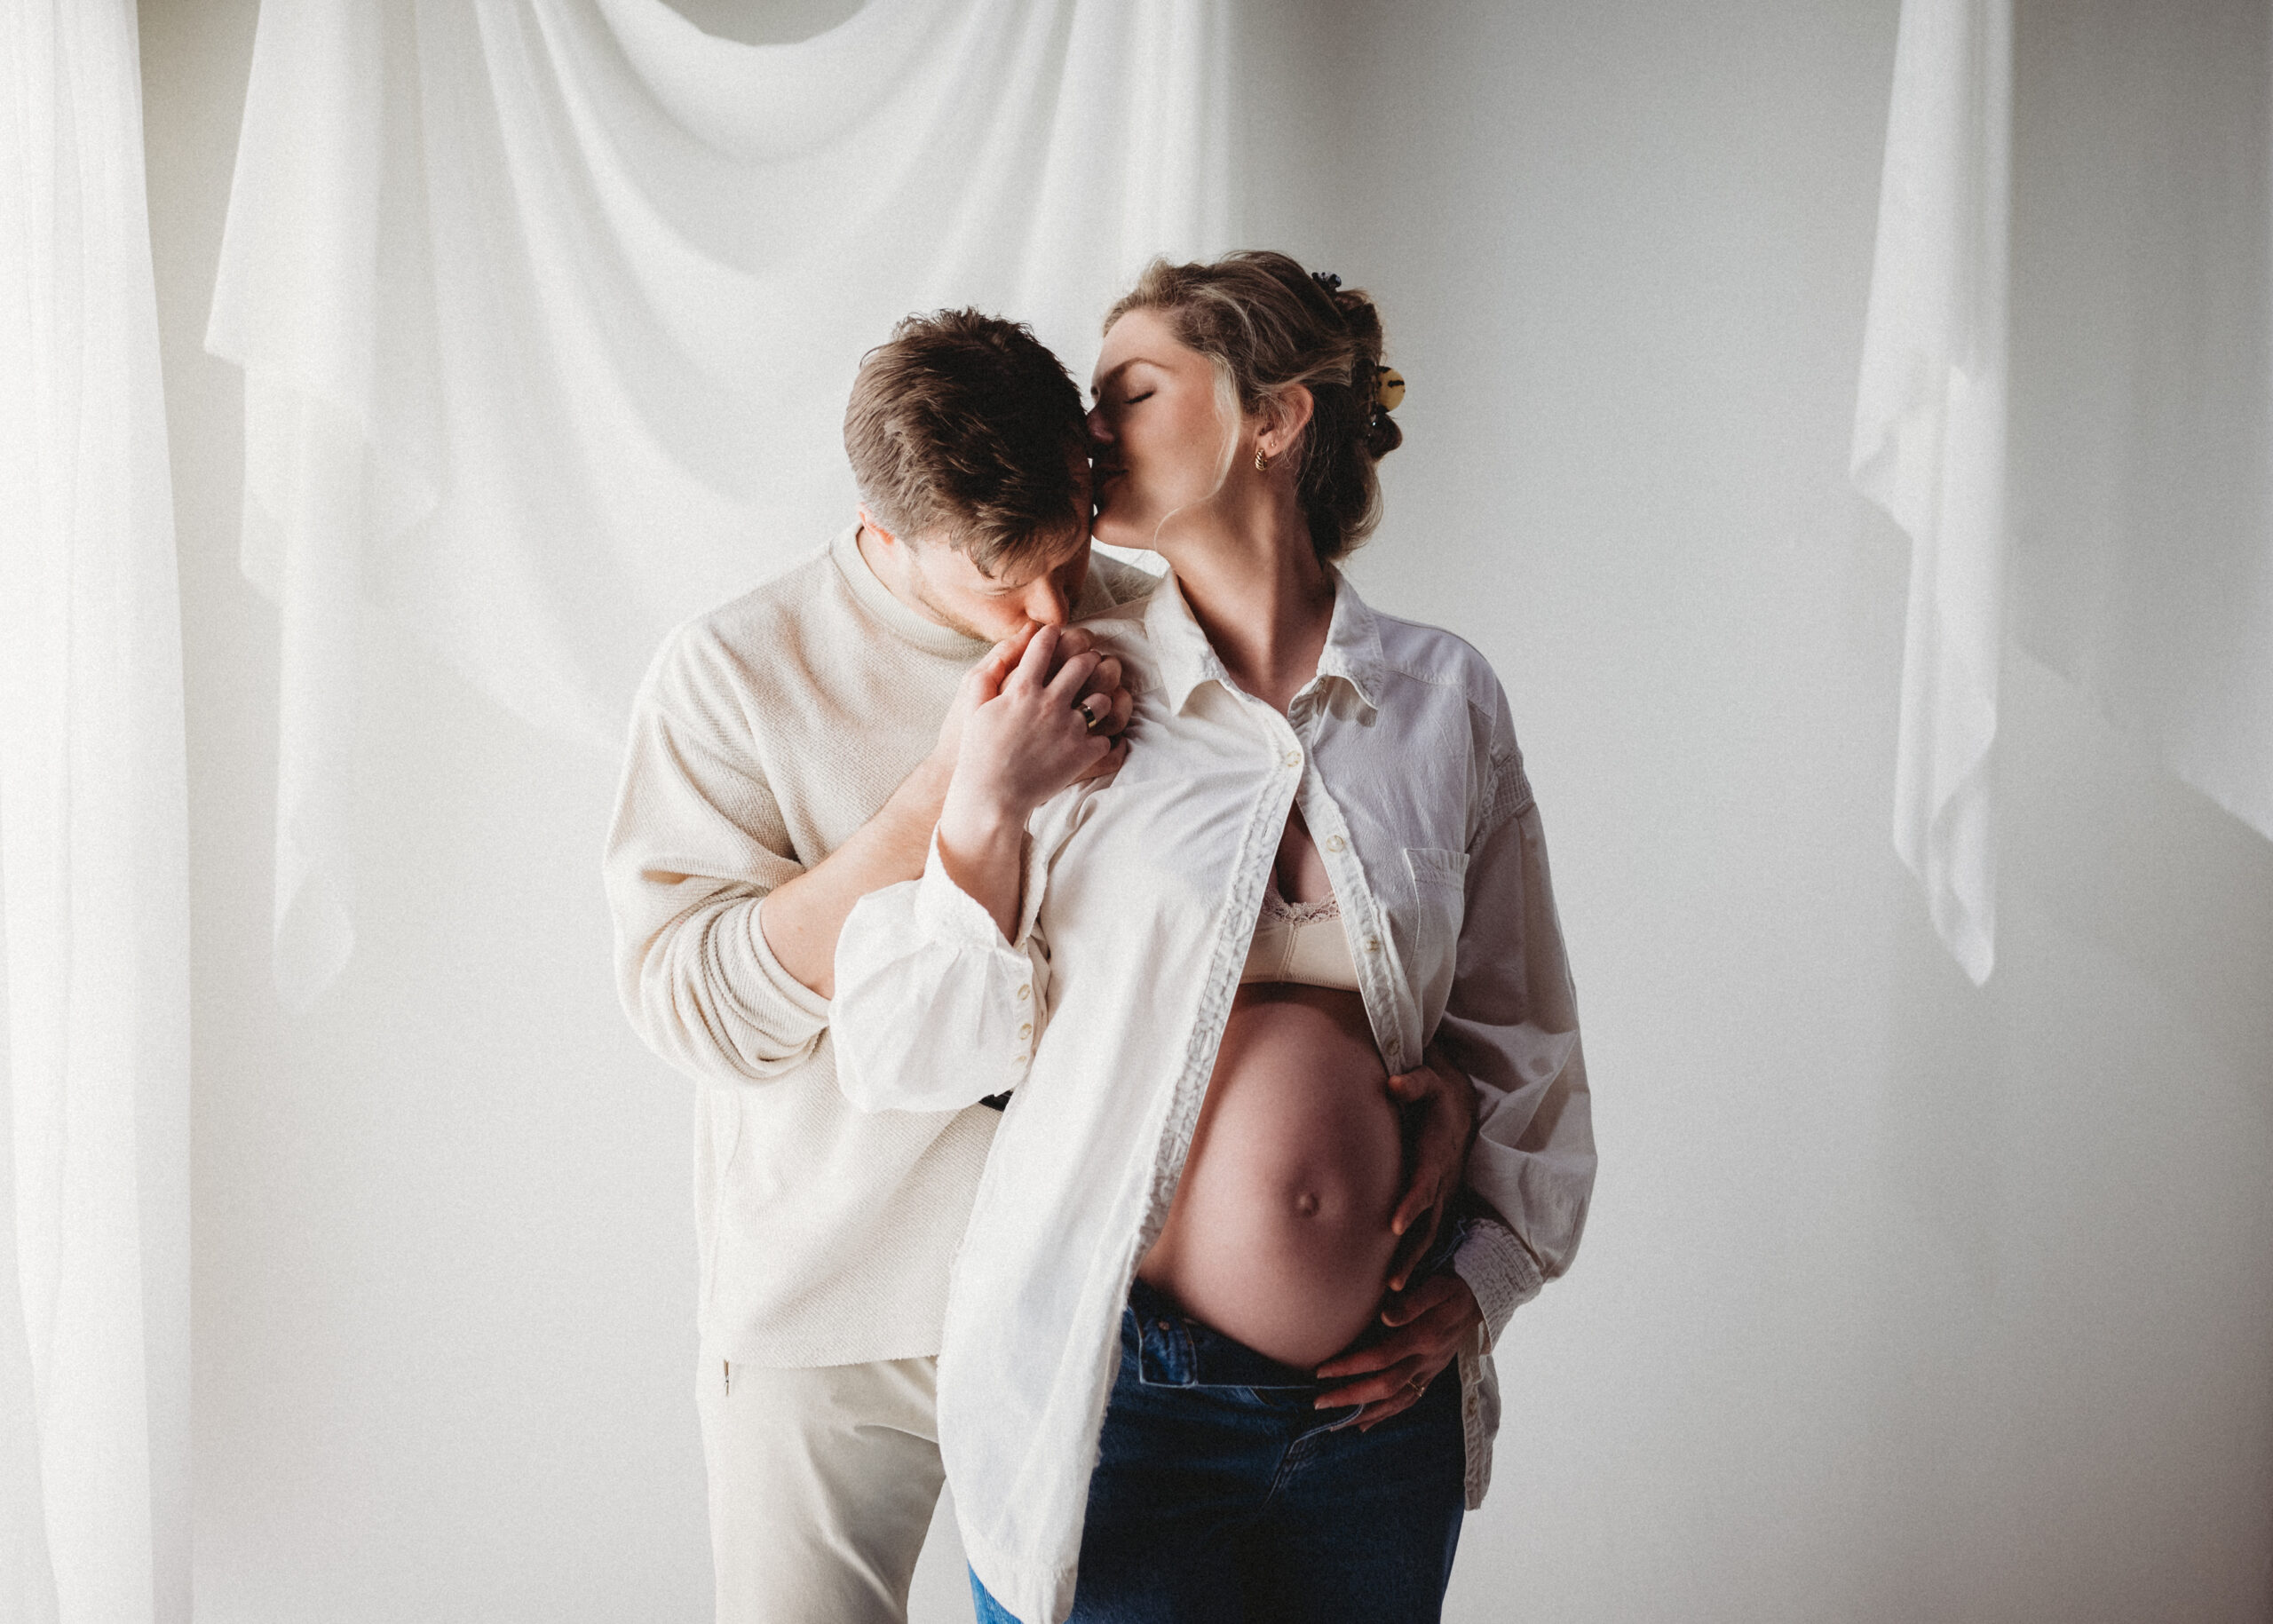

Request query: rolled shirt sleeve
[
  {"left": 834, "top": 834, "right": 1053, "bottom": 1114},
  {"left": 1437, "top": 705, "right": 1595, "bottom": 1343},
  {"left": 605, "top": 632, "right": 836, "bottom": 1085},
  {"left": 1450, "top": 1216, "right": 1545, "bottom": 1351}
]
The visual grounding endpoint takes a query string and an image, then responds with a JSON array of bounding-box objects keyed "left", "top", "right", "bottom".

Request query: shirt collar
[{"left": 1144, "top": 566, "right": 1386, "bottom": 717}]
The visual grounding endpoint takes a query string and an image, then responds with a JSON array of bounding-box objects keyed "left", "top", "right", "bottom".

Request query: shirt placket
[
  {"left": 1142, "top": 682, "right": 1314, "bottom": 1242},
  {"left": 1285, "top": 686, "right": 1412, "bottom": 1076}
]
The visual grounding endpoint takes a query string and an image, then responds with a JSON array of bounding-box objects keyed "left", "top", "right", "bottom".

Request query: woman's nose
[{"left": 1086, "top": 402, "right": 1112, "bottom": 443}]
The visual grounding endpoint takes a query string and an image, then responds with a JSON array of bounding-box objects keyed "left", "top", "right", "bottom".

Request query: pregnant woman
[{"left": 834, "top": 252, "right": 1595, "bottom": 1624}]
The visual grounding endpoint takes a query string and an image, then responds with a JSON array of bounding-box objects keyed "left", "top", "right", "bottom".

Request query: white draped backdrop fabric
[
  {"left": 1856, "top": 0, "right": 2273, "bottom": 981},
  {"left": 0, "top": 3, "right": 193, "bottom": 1622},
  {"left": 207, "top": 0, "right": 1233, "bottom": 1006}
]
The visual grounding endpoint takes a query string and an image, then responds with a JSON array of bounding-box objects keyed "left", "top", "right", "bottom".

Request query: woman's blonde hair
[{"left": 1105, "top": 250, "right": 1401, "bottom": 563}]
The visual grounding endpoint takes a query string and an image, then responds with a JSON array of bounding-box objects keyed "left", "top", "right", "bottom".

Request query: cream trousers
[{"left": 696, "top": 1348, "right": 945, "bottom": 1624}]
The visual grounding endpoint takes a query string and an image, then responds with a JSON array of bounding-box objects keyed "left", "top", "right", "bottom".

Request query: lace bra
[{"left": 1239, "top": 880, "right": 1361, "bottom": 990}]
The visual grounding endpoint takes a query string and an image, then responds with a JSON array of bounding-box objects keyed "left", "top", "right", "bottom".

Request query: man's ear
[{"left": 857, "top": 505, "right": 901, "bottom": 549}]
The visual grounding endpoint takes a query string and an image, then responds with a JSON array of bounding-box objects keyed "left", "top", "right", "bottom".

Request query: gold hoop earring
[{"left": 1254, "top": 446, "right": 1271, "bottom": 472}]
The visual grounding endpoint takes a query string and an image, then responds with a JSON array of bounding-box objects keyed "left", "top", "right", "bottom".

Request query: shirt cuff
[
  {"left": 1451, "top": 1216, "right": 1544, "bottom": 1352},
  {"left": 913, "top": 830, "right": 1023, "bottom": 950}
]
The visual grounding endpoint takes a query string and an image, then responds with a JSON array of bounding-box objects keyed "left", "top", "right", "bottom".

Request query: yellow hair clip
[{"left": 1374, "top": 367, "right": 1406, "bottom": 412}]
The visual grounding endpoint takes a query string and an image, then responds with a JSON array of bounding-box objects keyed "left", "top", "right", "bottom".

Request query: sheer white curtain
[
  {"left": 1852, "top": 0, "right": 2010, "bottom": 985},
  {"left": 1855, "top": 0, "right": 2273, "bottom": 981},
  {"left": 207, "top": 0, "right": 1233, "bottom": 1007},
  {"left": 2005, "top": 0, "right": 2273, "bottom": 848},
  {"left": 0, "top": 4, "right": 193, "bottom": 1621}
]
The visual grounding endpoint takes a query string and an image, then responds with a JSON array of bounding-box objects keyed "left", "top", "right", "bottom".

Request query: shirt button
[
  {"left": 1283, "top": 749, "right": 1301, "bottom": 768},
  {"left": 1017, "top": 1022, "right": 1032, "bottom": 1039},
  {"left": 1016, "top": 985, "right": 1031, "bottom": 1002},
  {"left": 1326, "top": 835, "right": 1345, "bottom": 853},
  {"left": 1365, "top": 937, "right": 1380, "bottom": 953}
]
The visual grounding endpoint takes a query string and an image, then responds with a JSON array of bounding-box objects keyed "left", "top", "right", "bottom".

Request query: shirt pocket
[{"left": 1400, "top": 846, "right": 1470, "bottom": 1025}]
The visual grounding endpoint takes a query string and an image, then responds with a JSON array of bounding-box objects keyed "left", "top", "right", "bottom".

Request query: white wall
[{"left": 145, "top": 2, "right": 2273, "bottom": 1620}]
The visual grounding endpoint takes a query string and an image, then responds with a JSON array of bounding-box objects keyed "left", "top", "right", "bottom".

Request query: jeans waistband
[
  {"left": 1122, "top": 1208, "right": 1473, "bottom": 1391},
  {"left": 1125, "top": 1276, "right": 1320, "bottom": 1390}
]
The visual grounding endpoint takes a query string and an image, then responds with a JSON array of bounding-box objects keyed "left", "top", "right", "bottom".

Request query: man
[{"left": 606, "top": 310, "right": 1146, "bottom": 1624}]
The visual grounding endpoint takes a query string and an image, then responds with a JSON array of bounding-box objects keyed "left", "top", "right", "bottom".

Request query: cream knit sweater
[{"left": 606, "top": 525, "right": 1156, "bottom": 1367}]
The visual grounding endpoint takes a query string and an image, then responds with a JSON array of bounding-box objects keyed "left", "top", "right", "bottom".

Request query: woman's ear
[{"left": 1260, "top": 384, "right": 1315, "bottom": 460}]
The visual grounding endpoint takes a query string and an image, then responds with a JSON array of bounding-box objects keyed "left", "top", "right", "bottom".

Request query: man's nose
[{"left": 1023, "top": 576, "right": 1072, "bottom": 626}]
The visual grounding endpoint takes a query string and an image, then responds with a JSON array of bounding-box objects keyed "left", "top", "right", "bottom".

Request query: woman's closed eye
[{"left": 1121, "top": 390, "right": 1153, "bottom": 406}]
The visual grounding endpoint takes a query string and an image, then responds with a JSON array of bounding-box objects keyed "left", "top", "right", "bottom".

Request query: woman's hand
[
  {"left": 942, "top": 625, "right": 1124, "bottom": 828},
  {"left": 1382, "top": 1042, "right": 1477, "bottom": 1292},
  {"left": 936, "top": 624, "right": 1129, "bottom": 939},
  {"left": 1312, "top": 1271, "right": 1483, "bottom": 1430},
  {"left": 933, "top": 624, "right": 1131, "bottom": 772}
]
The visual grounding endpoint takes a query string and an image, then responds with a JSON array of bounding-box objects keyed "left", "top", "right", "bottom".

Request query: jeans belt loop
[{"left": 1136, "top": 1308, "right": 1196, "bottom": 1387}]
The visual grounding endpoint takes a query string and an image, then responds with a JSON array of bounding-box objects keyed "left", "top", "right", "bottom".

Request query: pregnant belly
[{"left": 1136, "top": 984, "right": 1403, "bottom": 1369}]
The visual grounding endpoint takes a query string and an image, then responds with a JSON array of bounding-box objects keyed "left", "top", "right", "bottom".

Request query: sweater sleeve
[{"left": 604, "top": 631, "right": 834, "bottom": 1086}]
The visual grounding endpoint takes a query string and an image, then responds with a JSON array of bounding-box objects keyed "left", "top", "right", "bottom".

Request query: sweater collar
[{"left": 830, "top": 522, "right": 994, "bottom": 660}]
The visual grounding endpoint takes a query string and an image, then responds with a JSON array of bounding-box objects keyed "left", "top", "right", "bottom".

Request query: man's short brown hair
[{"left": 843, "top": 310, "right": 1089, "bottom": 577}]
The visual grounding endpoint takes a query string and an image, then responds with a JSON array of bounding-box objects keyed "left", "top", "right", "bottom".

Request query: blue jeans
[{"left": 971, "top": 1276, "right": 1465, "bottom": 1623}]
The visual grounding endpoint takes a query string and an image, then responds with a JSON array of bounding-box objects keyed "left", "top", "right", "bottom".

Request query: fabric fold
[
  {"left": 1, "top": 1, "right": 194, "bottom": 1617},
  {"left": 1852, "top": 0, "right": 2011, "bottom": 985},
  {"left": 1857, "top": 0, "right": 2273, "bottom": 981},
  {"left": 2004, "top": 0, "right": 2273, "bottom": 850},
  {"left": 208, "top": 0, "right": 1232, "bottom": 1003}
]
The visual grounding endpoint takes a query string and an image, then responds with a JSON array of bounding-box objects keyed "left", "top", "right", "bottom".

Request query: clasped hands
[{"left": 935, "top": 622, "right": 1134, "bottom": 825}]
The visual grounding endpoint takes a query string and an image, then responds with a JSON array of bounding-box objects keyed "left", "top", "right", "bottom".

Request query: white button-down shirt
[{"left": 834, "top": 570, "right": 1594, "bottom": 1624}]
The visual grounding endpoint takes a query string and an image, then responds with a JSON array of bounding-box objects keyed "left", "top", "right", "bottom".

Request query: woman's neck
[{"left": 1159, "top": 498, "right": 1336, "bottom": 715}]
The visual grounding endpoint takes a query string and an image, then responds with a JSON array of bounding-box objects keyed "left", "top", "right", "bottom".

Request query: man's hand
[
  {"left": 1382, "top": 1042, "right": 1477, "bottom": 1293},
  {"left": 1313, "top": 1271, "right": 1484, "bottom": 1430}
]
